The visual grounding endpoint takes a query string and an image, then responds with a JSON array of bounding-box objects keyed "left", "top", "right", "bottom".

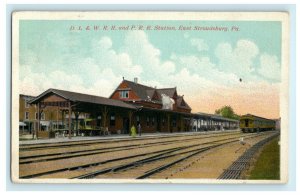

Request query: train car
[
  {"left": 240, "top": 114, "right": 276, "bottom": 133},
  {"left": 78, "top": 118, "right": 103, "bottom": 136}
]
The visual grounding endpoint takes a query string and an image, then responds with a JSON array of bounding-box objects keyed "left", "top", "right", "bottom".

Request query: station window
[
  {"left": 25, "top": 112, "right": 29, "bottom": 120},
  {"left": 146, "top": 117, "right": 150, "bottom": 127},
  {"left": 110, "top": 114, "right": 116, "bottom": 126},
  {"left": 119, "top": 90, "right": 129, "bottom": 98},
  {"left": 152, "top": 117, "right": 155, "bottom": 126}
]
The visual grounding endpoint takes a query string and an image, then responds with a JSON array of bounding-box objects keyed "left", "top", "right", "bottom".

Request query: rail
[
  {"left": 218, "top": 132, "right": 280, "bottom": 179},
  {"left": 71, "top": 133, "right": 270, "bottom": 179},
  {"left": 19, "top": 132, "right": 242, "bottom": 164}
]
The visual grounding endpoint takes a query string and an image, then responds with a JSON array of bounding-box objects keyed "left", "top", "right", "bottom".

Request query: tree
[{"left": 215, "top": 106, "right": 240, "bottom": 120}]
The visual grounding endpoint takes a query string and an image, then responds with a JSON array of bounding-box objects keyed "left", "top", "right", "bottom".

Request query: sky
[{"left": 19, "top": 20, "right": 282, "bottom": 119}]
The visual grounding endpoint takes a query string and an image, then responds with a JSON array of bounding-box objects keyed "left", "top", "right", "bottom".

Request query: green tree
[{"left": 215, "top": 106, "right": 240, "bottom": 120}]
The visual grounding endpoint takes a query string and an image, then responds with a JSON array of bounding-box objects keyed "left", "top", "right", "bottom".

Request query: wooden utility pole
[
  {"left": 102, "top": 106, "right": 108, "bottom": 128},
  {"left": 180, "top": 115, "right": 184, "bottom": 132},
  {"left": 128, "top": 110, "right": 133, "bottom": 128},
  {"left": 167, "top": 114, "right": 171, "bottom": 133},
  {"left": 61, "top": 110, "right": 64, "bottom": 127},
  {"left": 68, "top": 101, "right": 72, "bottom": 139},
  {"left": 75, "top": 111, "right": 80, "bottom": 135},
  {"left": 36, "top": 102, "right": 40, "bottom": 139}
]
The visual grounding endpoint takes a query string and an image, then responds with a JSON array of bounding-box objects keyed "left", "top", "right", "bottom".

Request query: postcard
[{"left": 11, "top": 11, "right": 289, "bottom": 183}]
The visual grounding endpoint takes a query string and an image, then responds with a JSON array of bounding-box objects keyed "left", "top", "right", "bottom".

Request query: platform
[{"left": 19, "top": 129, "right": 240, "bottom": 145}]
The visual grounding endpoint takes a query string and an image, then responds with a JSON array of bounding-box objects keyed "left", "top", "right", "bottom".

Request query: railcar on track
[
  {"left": 78, "top": 118, "right": 109, "bottom": 136},
  {"left": 240, "top": 114, "right": 276, "bottom": 133}
]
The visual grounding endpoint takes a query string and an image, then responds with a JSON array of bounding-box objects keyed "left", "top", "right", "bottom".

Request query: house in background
[{"left": 19, "top": 94, "right": 36, "bottom": 134}]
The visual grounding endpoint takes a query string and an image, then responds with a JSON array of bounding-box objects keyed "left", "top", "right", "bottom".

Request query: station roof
[
  {"left": 26, "top": 88, "right": 239, "bottom": 122},
  {"left": 133, "top": 107, "right": 238, "bottom": 122},
  {"left": 156, "top": 88, "right": 177, "bottom": 98},
  {"left": 29, "top": 88, "right": 136, "bottom": 110},
  {"left": 134, "top": 105, "right": 194, "bottom": 116},
  {"left": 121, "top": 80, "right": 191, "bottom": 111},
  {"left": 122, "top": 80, "right": 154, "bottom": 100},
  {"left": 210, "top": 115, "right": 239, "bottom": 122},
  {"left": 176, "top": 96, "right": 192, "bottom": 110},
  {"left": 195, "top": 112, "right": 239, "bottom": 122}
]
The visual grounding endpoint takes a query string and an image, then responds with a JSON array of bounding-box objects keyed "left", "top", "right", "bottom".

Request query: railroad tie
[{"left": 218, "top": 133, "right": 279, "bottom": 180}]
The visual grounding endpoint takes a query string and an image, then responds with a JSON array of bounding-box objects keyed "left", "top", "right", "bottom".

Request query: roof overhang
[
  {"left": 28, "top": 89, "right": 70, "bottom": 104},
  {"left": 28, "top": 88, "right": 137, "bottom": 110}
]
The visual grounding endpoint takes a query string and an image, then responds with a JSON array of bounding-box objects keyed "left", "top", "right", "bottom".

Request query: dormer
[{"left": 119, "top": 90, "right": 129, "bottom": 99}]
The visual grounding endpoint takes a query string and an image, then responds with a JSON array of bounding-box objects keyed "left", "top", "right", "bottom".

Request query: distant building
[{"left": 19, "top": 94, "right": 36, "bottom": 134}]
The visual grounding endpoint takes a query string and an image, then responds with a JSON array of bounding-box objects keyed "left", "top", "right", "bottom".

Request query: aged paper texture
[{"left": 12, "top": 11, "right": 289, "bottom": 184}]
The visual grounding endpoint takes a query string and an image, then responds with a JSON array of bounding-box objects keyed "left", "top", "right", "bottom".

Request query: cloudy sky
[{"left": 19, "top": 20, "right": 281, "bottom": 118}]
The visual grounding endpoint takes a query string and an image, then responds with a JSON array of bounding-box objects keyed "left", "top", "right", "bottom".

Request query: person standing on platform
[
  {"left": 130, "top": 125, "right": 137, "bottom": 138},
  {"left": 138, "top": 123, "right": 142, "bottom": 136}
]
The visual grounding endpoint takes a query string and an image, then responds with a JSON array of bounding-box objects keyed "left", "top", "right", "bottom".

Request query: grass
[{"left": 249, "top": 137, "right": 280, "bottom": 180}]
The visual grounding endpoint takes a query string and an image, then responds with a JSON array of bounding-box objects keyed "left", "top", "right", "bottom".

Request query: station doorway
[{"left": 122, "top": 117, "right": 129, "bottom": 134}]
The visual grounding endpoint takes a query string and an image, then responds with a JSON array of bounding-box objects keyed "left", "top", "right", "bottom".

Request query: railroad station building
[{"left": 20, "top": 78, "right": 239, "bottom": 139}]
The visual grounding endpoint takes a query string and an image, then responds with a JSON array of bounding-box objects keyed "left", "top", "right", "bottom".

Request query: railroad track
[
  {"left": 19, "top": 131, "right": 275, "bottom": 179},
  {"left": 20, "top": 133, "right": 247, "bottom": 178},
  {"left": 94, "top": 132, "right": 276, "bottom": 180},
  {"left": 77, "top": 143, "right": 225, "bottom": 179},
  {"left": 20, "top": 130, "right": 240, "bottom": 151},
  {"left": 72, "top": 135, "right": 274, "bottom": 179},
  {"left": 218, "top": 132, "right": 280, "bottom": 179},
  {"left": 19, "top": 131, "right": 242, "bottom": 164}
]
